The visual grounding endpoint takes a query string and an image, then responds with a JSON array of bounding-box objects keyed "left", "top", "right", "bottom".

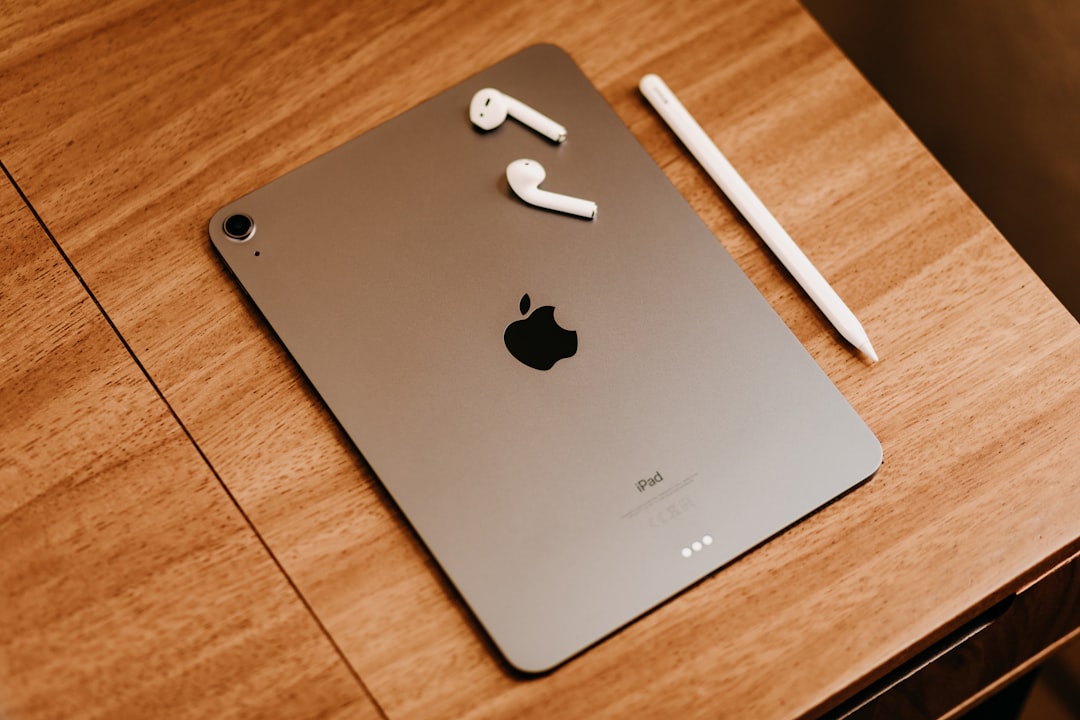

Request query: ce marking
[{"left": 648, "top": 496, "right": 696, "bottom": 528}]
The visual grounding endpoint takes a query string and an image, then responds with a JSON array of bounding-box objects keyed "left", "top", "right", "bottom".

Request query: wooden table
[{"left": 3, "top": 1, "right": 1078, "bottom": 717}]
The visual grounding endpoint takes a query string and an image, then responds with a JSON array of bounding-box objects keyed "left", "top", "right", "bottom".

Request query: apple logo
[{"left": 504, "top": 293, "right": 578, "bottom": 370}]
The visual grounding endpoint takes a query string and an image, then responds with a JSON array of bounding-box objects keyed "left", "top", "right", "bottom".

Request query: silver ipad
[{"left": 209, "top": 44, "right": 881, "bottom": 673}]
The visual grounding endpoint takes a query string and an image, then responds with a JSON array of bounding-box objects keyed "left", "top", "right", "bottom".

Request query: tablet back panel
[{"left": 210, "top": 44, "right": 881, "bottom": 673}]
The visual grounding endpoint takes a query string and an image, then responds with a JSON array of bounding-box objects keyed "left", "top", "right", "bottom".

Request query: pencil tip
[{"left": 863, "top": 343, "right": 879, "bottom": 363}]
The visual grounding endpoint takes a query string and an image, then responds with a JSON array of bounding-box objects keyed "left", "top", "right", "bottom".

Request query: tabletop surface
[{"left": 3, "top": 1, "right": 1079, "bottom": 718}]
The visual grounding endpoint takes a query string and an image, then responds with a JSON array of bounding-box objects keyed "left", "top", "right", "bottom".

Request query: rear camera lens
[{"left": 223, "top": 213, "right": 255, "bottom": 241}]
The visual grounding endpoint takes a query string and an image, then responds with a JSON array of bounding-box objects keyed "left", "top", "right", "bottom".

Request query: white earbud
[
  {"left": 506, "top": 159, "right": 597, "bottom": 219},
  {"left": 470, "top": 88, "right": 567, "bottom": 143}
]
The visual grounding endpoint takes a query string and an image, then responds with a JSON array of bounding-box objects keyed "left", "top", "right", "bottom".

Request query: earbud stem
[
  {"left": 521, "top": 189, "right": 597, "bottom": 219},
  {"left": 504, "top": 96, "right": 567, "bottom": 143}
]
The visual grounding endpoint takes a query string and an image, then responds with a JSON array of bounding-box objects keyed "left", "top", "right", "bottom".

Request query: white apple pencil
[{"left": 639, "top": 73, "right": 878, "bottom": 363}]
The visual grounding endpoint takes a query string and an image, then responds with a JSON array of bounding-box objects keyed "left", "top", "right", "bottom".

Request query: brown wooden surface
[
  {"left": 837, "top": 548, "right": 1080, "bottom": 718},
  {"left": 2, "top": 0, "right": 1079, "bottom": 718},
  {"left": 0, "top": 176, "right": 381, "bottom": 718}
]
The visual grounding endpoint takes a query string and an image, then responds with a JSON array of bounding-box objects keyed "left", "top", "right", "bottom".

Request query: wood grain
[
  {"left": 834, "top": 548, "right": 1080, "bottom": 718},
  {"left": 2, "top": 0, "right": 1079, "bottom": 717},
  {"left": 0, "top": 176, "right": 380, "bottom": 718}
]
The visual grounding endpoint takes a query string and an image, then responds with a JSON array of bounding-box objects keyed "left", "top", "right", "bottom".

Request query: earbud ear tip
[
  {"left": 469, "top": 88, "right": 506, "bottom": 131},
  {"left": 470, "top": 116, "right": 498, "bottom": 131}
]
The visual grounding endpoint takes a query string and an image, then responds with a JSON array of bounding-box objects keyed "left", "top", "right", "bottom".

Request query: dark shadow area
[{"left": 801, "top": 0, "right": 1080, "bottom": 320}]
